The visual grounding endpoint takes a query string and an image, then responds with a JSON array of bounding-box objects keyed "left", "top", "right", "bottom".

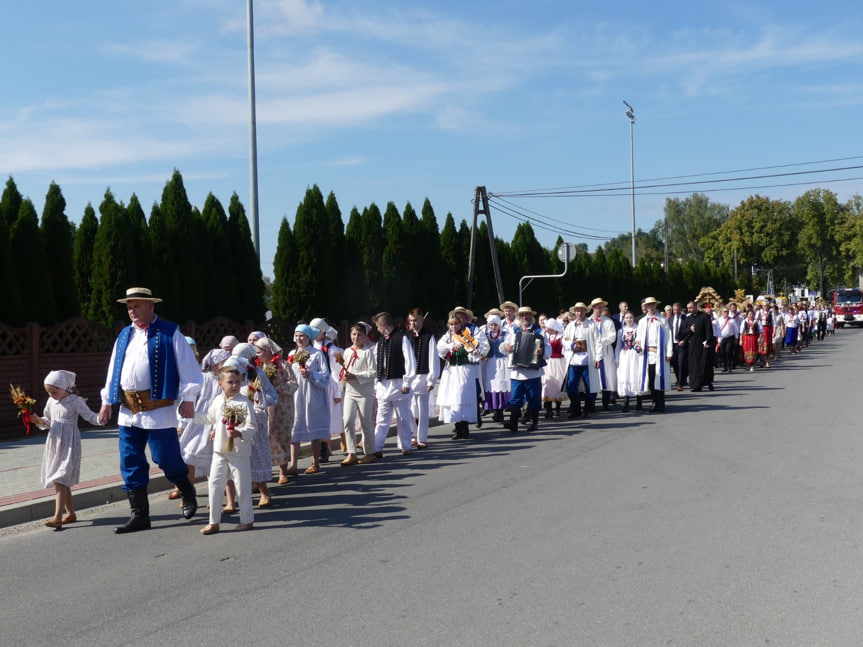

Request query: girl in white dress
[
  {"left": 287, "top": 324, "right": 332, "bottom": 475},
  {"left": 541, "top": 318, "right": 567, "bottom": 418},
  {"left": 614, "top": 313, "right": 641, "bottom": 412},
  {"left": 31, "top": 370, "right": 104, "bottom": 529}
]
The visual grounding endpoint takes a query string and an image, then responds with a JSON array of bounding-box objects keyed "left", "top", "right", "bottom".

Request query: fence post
[{"left": 27, "top": 322, "right": 41, "bottom": 398}]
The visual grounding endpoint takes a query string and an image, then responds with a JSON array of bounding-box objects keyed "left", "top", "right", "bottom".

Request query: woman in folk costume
[
  {"left": 231, "top": 343, "right": 278, "bottom": 508},
  {"left": 614, "top": 312, "right": 641, "bottom": 412},
  {"left": 541, "top": 317, "right": 567, "bottom": 418},
  {"left": 286, "top": 324, "right": 332, "bottom": 474},
  {"left": 481, "top": 314, "right": 511, "bottom": 423},
  {"left": 437, "top": 315, "right": 488, "bottom": 440},
  {"left": 756, "top": 303, "right": 773, "bottom": 368},
  {"left": 310, "top": 317, "right": 345, "bottom": 463},
  {"left": 588, "top": 297, "right": 618, "bottom": 411},
  {"left": 562, "top": 302, "right": 601, "bottom": 419},
  {"left": 253, "top": 337, "right": 298, "bottom": 484},
  {"left": 634, "top": 297, "right": 674, "bottom": 413},
  {"left": 739, "top": 310, "right": 761, "bottom": 372}
]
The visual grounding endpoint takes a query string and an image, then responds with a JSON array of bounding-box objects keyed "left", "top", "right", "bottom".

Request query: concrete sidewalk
[{"left": 0, "top": 426, "right": 177, "bottom": 528}]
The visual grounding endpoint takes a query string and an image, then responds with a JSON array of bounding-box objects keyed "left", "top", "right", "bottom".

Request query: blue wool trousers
[
  {"left": 510, "top": 377, "right": 542, "bottom": 411},
  {"left": 119, "top": 425, "right": 188, "bottom": 491}
]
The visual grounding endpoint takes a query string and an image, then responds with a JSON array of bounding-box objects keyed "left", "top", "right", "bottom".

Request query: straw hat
[
  {"left": 642, "top": 296, "right": 661, "bottom": 306},
  {"left": 117, "top": 287, "right": 162, "bottom": 304},
  {"left": 588, "top": 297, "right": 607, "bottom": 309},
  {"left": 517, "top": 306, "right": 536, "bottom": 316},
  {"left": 569, "top": 302, "right": 588, "bottom": 313}
]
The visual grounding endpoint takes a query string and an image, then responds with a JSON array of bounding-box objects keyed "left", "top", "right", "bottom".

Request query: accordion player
[{"left": 509, "top": 328, "right": 547, "bottom": 370}]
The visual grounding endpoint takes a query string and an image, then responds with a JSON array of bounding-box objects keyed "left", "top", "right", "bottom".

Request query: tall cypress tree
[
  {"left": 439, "top": 213, "right": 461, "bottom": 308},
  {"left": 88, "top": 190, "right": 135, "bottom": 325},
  {"left": 201, "top": 193, "right": 237, "bottom": 319},
  {"left": 290, "top": 191, "right": 320, "bottom": 321},
  {"left": 323, "top": 190, "right": 345, "bottom": 318},
  {"left": 0, "top": 199, "right": 23, "bottom": 325},
  {"left": 160, "top": 170, "right": 201, "bottom": 321},
  {"left": 126, "top": 194, "right": 153, "bottom": 290},
  {"left": 228, "top": 193, "right": 265, "bottom": 322},
  {"left": 11, "top": 199, "right": 55, "bottom": 324},
  {"left": 0, "top": 177, "right": 23, "bottom": 231},
  {"left": 342, "top": 207, "right": 368, "bottom": 320},
  {"left": 271, "top": 217, "right": 297, "bottom": 321},
  {"left": 40, "top": 182, "right": 79, "bottom": 321},
  {"left": 360, "top": 204, "right": 385, "bottom": 314},
  {"left": 73, "top": 204, "right": 99, "bottom": 318},
  {"left": 419, "top": 198, "right": 445, "bottom": 317},
  {"left": 381, "top": 202, "right": 409, "bottom": 314},
  {"left": 148, "top": 201, "right": 179, "bottom": 319}
]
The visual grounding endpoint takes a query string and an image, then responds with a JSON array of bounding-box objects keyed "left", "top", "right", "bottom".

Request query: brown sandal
[{"left": 167, "top": 488, "right": 181, "bottom": 500}]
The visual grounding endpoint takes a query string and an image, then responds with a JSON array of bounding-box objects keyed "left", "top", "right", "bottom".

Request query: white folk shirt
[
  {"left": 565, "top": 320, "right": 589, "bottom": 366},
  {"left": 101, "top": 318, "right": 202, "bottom": 429}
]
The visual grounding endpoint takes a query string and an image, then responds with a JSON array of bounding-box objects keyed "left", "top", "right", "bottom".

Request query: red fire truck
[{"left": 833, "top": 287, "right": 863, "bottom": 328}]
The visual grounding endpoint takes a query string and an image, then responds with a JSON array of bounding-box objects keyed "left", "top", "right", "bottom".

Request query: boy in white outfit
[{"left": 197, "top": 365, "right": 257, "bottom": 535}]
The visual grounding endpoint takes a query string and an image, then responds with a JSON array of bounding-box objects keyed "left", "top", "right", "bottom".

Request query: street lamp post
[
  {"left": 247, "top": 0, "right": 260, "bottom": 259},
  {"left": 624, "top": 101, "right": 636, "bottom": 266}
]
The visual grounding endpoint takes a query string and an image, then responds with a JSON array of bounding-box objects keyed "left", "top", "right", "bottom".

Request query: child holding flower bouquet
[
  {"left": 286, "top": 324, "right": 331, "bottom": 475},
  {"left": 195, "top": 365, "right": 257, "bottom": 534},
  {"left": 29, "top": 371, "right": 105, "bottom": 529}
]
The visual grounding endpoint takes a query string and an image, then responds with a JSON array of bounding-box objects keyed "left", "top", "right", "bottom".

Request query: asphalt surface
[{"left": 1, "top": 331, "right": 860, "bottom": 646}]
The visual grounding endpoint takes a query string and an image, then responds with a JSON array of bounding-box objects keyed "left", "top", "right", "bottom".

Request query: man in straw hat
[
  {"left": 499, "top": 301, "right": 519, "bottom": 336},
  {"left": 634, "top": 297, "right": 673, "bottom": 412},
  {"left": 99, "top": 287, "right": 203, "bottom": 533},
  {"left": 562, "top": 302, "right": 600, "bottom": 419},
  {"left": 588, "top": 297, "right": 618, "bottom": 411},
  {"left": 502, "top": 306, "right": 549, "bottom": 433}
]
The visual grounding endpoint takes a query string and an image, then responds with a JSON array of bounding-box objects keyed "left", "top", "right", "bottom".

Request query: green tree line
[
  {"left": 4, "top": 170, "right": 857, "bottom": 329},
  {"left": 0, "top": 171, "right": 264, "bottom": 327}
]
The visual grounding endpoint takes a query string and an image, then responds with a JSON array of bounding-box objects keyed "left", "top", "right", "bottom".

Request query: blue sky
[{"left": 3, "top": 0, "right": 863, "bottom": 278}]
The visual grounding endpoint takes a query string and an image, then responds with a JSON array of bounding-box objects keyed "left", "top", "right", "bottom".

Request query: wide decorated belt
[{"left": 122, "top": 389, "right": 174, "bottom": 414}]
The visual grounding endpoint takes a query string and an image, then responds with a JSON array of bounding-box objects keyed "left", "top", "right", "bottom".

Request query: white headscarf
[
  {"left": 44, "top": 370, "right": 76, "bottom": 392},
  {"left": 232, "top": 343, "right": 258, "bottom": 362}
]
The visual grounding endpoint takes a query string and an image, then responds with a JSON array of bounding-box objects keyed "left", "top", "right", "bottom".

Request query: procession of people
[{"left": 34, "top": 285, "right": 832, "bottom": 533}]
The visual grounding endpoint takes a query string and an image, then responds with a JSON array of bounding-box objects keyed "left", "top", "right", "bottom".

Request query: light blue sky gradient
[{"left": 3, "top": 1, "right": 862, "bottom": 277}]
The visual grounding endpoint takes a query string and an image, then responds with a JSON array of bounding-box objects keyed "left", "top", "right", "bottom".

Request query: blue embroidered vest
[{"left": 107, "top": 318, "right": 180, "bottom": 404}]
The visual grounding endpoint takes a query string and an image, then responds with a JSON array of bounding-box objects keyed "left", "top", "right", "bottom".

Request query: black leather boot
[
  {"left": 555, "top": 402, "right": 561, "bottom": 417},
  {"left": 176, "top": 476, "right": 198, "bottom": 519},
  {"left": 114, "top": 487, "right": 151, "bottom": 534},
  {"left": 461, "top": 421, "right": 471, "bottom": 439},
  {"left": 506, "top": 407, "right": 519, "bottom": 433},
  {"left": 622, "top": 396, "right": 630, "bottom": 413},
  {"left": 544, "top": 402, "right": 553, "bottom": 419},
  {"left": 568, "top": 397, "right": 581, "bottom": 419},
  {"left": 319, "top": 441, "right": 330, "bottom": 463},
  {"left": 636, "top": 396, "right": 643, "bottom": 411},
  {"left": 526, "top": 409, "right": 538, "bottom": 432},
  {"left": 492, "top": 409, "right": 503, "bottom": 423}
]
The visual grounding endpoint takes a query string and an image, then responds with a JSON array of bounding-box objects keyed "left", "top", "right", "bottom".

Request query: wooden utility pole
[{"left": 466, "top": 186, "right": 505, "bottom": 309}]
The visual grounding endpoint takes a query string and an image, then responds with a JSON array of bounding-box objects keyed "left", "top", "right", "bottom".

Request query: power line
[{"left": 491, "top": 155, "right": 863, "bottom": 197}]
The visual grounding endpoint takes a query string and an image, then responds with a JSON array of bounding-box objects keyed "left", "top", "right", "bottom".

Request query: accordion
[{"left": 510, "top": 329, "right": 546, "bottom": 369}]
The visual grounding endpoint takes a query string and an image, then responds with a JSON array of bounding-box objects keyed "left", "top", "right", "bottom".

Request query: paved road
[{"left": 1, "top": 332, "right": 861, "bottom": 646}]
